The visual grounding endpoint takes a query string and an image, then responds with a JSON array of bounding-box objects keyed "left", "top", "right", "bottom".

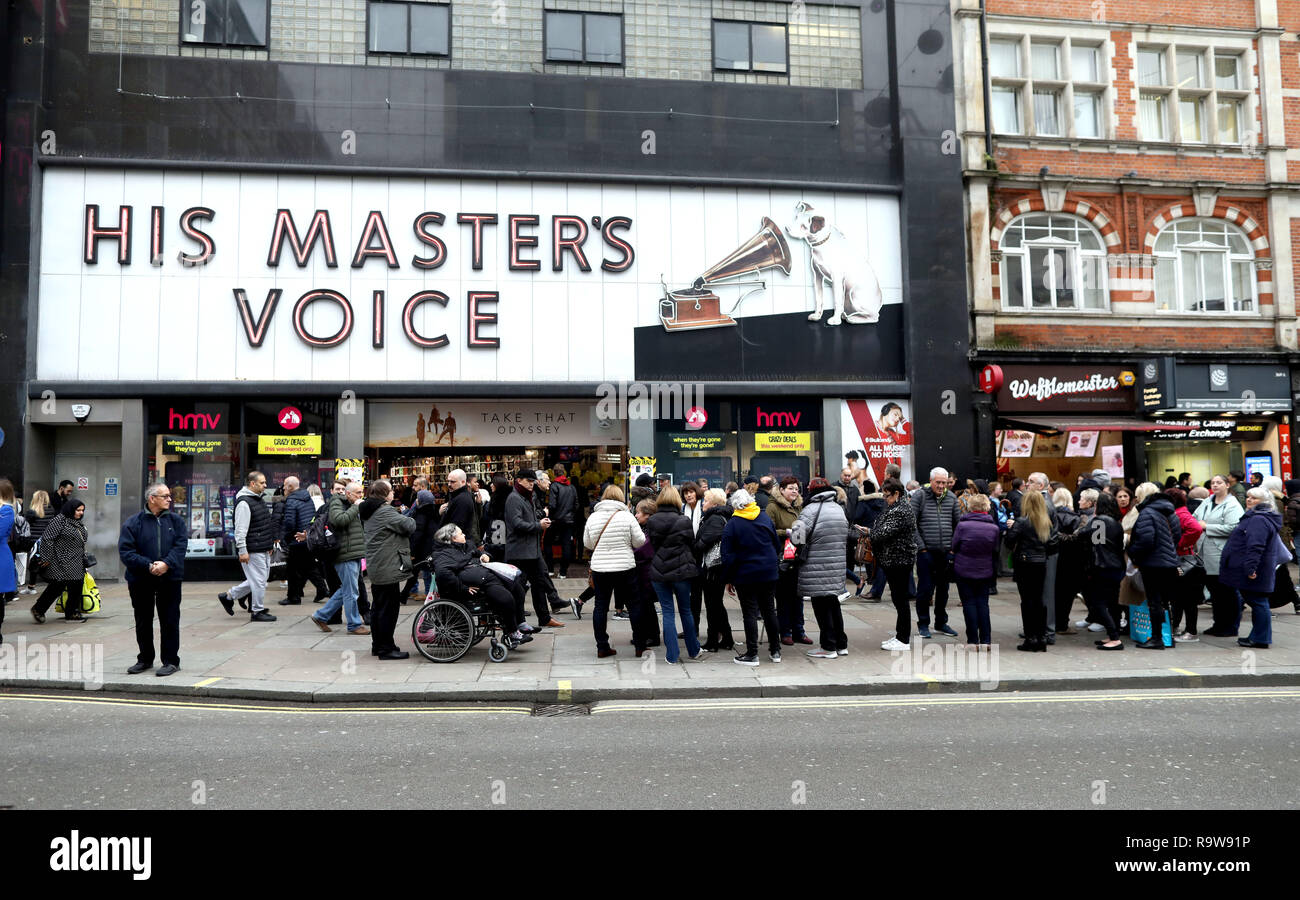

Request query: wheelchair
[{"left": 410, "top": 559, "right": 512, "bottom": 664}]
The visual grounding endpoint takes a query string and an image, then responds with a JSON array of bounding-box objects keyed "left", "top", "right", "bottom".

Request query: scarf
[
  {"left": 514, "top": 482, "right": 533, "bottom": 497},
  {"left": 733, "top": 503, "right": 760, "bottom": 520},
  {"left": 555, "top": 476, "right": 570, "bottom": 485}
]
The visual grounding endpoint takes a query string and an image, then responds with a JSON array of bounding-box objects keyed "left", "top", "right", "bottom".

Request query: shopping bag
[
  {"left": 1127, "top": 598, "right": 1172, "bottom": 647},
  {"left": 1118, "top": 574, "right": 1144, "bottom": 607},
  {"left": 54, "top": 573, "right": 102, "bottom": 615}
]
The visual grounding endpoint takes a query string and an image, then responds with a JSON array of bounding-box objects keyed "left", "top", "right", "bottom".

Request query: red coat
[{"left": 1174, "top": 506, "right": 1204, "bottom": 556}]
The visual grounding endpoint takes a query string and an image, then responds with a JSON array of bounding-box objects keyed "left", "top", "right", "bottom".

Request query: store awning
[{"left": 1000, "top": 416, "right": 1193, "bottom": 433}]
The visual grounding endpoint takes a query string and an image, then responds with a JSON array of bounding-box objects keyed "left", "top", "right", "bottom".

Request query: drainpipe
[{"left": 979, "top": 0, "right": 993, "bottom": 162}]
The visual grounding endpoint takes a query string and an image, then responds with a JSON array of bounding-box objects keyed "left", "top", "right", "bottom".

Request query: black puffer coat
[
  {"left": 694, "top": 506, "right": 731, "bottom": 566},
  {"left": 1128, "top": 495, "right": 1181, "bottom": 570},
  {"left": 431, "top": 541, "right": 498, "bottom": 599},
  {"left": 643, "top": 509, "right": 699, "bottom": 583}
]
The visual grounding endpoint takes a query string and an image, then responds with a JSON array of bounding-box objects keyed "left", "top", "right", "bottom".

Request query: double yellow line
[{"left": 592, "top": 688, "right": 1300, "bottom": 714}]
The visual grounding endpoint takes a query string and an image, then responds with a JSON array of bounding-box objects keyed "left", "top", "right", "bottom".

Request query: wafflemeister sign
[
  {"left": 38, "top": 169, "right": 902, "bottom": 383},
  {"left": 995, "top": 365, "right": 1137, "bottom": 413}
]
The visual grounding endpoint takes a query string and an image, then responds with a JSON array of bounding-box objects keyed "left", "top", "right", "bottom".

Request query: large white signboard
[
  {"left": 37, "top": 168, "right": 902, "bottom": 383},
  {"left": 368, "top": 400, "right": 625, "bottom": 447}
]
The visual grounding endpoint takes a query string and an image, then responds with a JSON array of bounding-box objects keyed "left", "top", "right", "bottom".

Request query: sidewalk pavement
[{"left": 2, "top": 576, "right": 1297, "bottom": 703}]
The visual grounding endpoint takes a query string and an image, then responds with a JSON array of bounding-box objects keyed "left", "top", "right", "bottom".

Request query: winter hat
[
  {"left": 635, "top": 473, "right": 654, "bottom": 488},
  {"left": 516, "top": 469, "right": 538, "bottom": 481}
]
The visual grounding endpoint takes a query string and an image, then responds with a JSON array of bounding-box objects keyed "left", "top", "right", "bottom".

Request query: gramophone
[{"left": 659, "top": 217, "right": 792, "bottom": 332}]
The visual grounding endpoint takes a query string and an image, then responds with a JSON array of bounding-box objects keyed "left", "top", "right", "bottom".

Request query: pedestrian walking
[
  {"left": 505, "top": 469, "right": 564, "bottom": 628},
  {"left": 791, "top": 478, "right": 850, "bottom": 659},
  {"left": 118, "top": 484, "right": 187, "bottom": 676},
  {"left": 643, "top": 485, "right": 703, "bottom": 664},
  {"left": 911, "top": 466, "right": 961, "bottom": 638},
  {"left": 577, "top": 485, "right": 647, "bottom": 658},
  {"left": 868, "top": 478, "right": 920, "bottom": 651},
  {"left": 720, "top": 488, "right": 782, "bottom": 666},
  {"left": 1005, "top": 489, "right": 1054, "bottom": 652},
  {"left": 1219, "top": 486, "right": 1283, "bottom": 649},
  {"left": 1127, "top": 482, "right": 1181, "bottom": 650},
  {"left": 767, "top": 476, "right": 810, "bottom": 645},
  {"left": 693, "top": 488, "right": 735, "bottom": 652},
  {"left": 1194, "top": 474, "right": 1245, "bottom": 636},
  {"left": 19, "top": 490, "right": 56, "bottom": 595},
  {"left": 951, "top": 492, "right": 999, "bottom": 649},
  {"left": 310, "top": 480, "right": 370, "bottom": 635},
  {"left": 30, "top": 496, "right": 88, "bottom": 624},
  {"left": 359, "top": 480, "right": 417, "bottom": 659},
  {"left": 217, "top": 471, "right": 278, "bottom": 622},
  {"left": 278, "top": 476, "right": 329, "bottom": 606}
]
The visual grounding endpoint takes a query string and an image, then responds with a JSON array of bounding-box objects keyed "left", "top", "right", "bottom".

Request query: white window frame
[
  {"left": 1152, "top": 218, "right": 1258, "bottom": 315},
  {"left": 989, "top": 33, "right": 1109, "bottom": 139},
  {"left": 1135, "top": 42, "right": 1250, "bottom": 146},
  {"left": 999, "top": 213, "right": 1110, "bottom": 312}
]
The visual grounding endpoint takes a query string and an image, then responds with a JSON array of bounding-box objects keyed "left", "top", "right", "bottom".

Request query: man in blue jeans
[
  {"left": 310, "top": 480, "right": 369, "bottom": 635},
  {"left": 911, "top": 467, "right": 960, "bottom": 638}
]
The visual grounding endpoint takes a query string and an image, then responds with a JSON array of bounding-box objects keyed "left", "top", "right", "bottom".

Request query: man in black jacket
[
  {"left": 439, "top": 469, "right": 477, "bottom": 538},
  {"left": 911, "top": 466, "right": 961, "bottom": 638},
  {"left": 119, "top": 484, "right": 188, "bottom": 676},
  {"left": 545, "top": 463, "right": 578, "bottom": 577},
  {"left": 279, "top": 476, "right": 329, "bottom": 606},
  {"left": 505, "top": 469, "right": 563, "bottom": 627}
]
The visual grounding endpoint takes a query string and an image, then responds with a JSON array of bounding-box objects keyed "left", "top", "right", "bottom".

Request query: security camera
[{"left": 71, "top": 403, "right": 92, "bottom": 423}]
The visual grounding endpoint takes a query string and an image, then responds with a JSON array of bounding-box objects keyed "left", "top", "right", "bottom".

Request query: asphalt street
[{"left": 2, "top": 687, "right": 1297, "bottom": 810}]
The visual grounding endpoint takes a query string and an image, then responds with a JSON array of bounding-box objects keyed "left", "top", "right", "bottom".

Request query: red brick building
[{"left": 954, "top": 0, "right": 1299, "bottom": 485}]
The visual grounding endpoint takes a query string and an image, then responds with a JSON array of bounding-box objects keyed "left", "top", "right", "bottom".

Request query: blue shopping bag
[{"left": 1128, "top": 597, "right": 1173, "bottom": 647}]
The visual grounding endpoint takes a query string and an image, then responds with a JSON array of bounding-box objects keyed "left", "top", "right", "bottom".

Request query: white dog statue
[{"left": 785, "top": 201, "right": 883, "bottom": 325}]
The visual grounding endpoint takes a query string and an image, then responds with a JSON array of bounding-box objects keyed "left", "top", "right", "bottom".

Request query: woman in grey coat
[{"left": 790, "top": 480, "right": 850, "bottom": 658}]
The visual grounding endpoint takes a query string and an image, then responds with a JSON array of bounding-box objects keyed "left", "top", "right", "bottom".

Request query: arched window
[
  {"left": 999, "top": 213, "right": 1108, "bottom": 310},
  {"left": 1152, "top": 219, "right": 1256, "bottom": 313}
]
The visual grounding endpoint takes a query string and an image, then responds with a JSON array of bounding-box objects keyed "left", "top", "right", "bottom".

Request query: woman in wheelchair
[{"left": 430, "top": 524, "right": 532, "bottom": 650}]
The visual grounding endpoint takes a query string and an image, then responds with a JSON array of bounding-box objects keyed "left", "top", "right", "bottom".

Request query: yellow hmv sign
[
  {"left": 257, "top": 434, "right": 323, "bottom": 455},
  {"left": 755, "top": 432, "right": 811, "bottom": 451}
]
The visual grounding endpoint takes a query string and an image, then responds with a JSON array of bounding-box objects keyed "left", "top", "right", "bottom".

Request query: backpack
[
  {"left": 305, "top": 509, "right": 340, "bottom": 561},
  {"left": 8, "top": 511, "right": 34, "bottom": 554}
]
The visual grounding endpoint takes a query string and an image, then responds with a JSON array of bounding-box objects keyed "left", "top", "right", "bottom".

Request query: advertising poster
[
  {"left": 191, "top": 484, "right": 207, "bottom": 507},
  {"left": 189, "top": 508, "right": 205, "bottom": 537},
  {"left": 1064, "top": 431, "right": 1100, "bottom": 458},
  {"left": 1000, "top": 431, "right": 1036, "bottom": 458},
  {"left": 1035, "top": 434, "right": 1067, "bottom": 457},
  {"left": 1102, "top": 445, "right": 1125, "bottom": 478},
  {"left": 207, "top": 509, "right": 223, "bottom": 532},
  {"left": 841, "top": 399, "right": 913, "bottom": 486}
]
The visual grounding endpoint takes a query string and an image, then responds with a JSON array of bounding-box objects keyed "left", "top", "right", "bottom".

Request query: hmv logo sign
[
  {"left": 168, "top": 408, "right": 222, "bottom": 431},
  {"left": 754, "top": 407, "right": 802, "bottom": 428}
]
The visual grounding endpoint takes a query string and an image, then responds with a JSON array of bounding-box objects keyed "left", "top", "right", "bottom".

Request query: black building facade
[{"left": 1, "top": 1, "right": 974, "bottom": 579}]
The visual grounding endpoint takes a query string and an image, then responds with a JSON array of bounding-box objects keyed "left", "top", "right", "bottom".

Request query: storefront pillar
[
  {"left": 629, "top": 415, "right": 655, "bottom": 461},
  {"left": 338, "top": 398, "right": 366, "bottom": 461},
  {"left": 121, "top": 399, "right": 145, "bottom": 524}
]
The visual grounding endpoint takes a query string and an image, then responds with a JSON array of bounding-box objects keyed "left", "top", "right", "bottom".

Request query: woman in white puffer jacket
[{"left": 577, "top": 486, "right": 647, "bottom": 659}]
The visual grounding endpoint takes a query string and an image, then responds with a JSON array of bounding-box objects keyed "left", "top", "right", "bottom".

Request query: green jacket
[
  {"left": 361, "top": 498, "right": 416, "bottom": 585},
  {"left": 766, "top": 487, "right": 803, "bottom": 539},
  {"left": 327, "top": 495, "right": 367, "bottom": 563}
]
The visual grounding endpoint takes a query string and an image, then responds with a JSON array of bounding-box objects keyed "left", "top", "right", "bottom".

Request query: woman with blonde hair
[
  {"left": 21, "top": 490, "right": 56, "bottom": 595},
  {"left": 1005, "top": 489, "right": 1055, "bottom": 651}
]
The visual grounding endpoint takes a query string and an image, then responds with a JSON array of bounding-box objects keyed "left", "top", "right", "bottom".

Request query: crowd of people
[{"left": 1, "top": 463, "right": 1295, "bottom": 674}]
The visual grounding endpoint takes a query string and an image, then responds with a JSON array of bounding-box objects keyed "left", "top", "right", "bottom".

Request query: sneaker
[
  {"left": 686, "top": 651, "right": 707, "bottom": 661},
  {"left": 734, "top": 653, "right": 759, "bottom": 667},
  {"left": 838, "top": 590, "right": 852, "bottom": 603},
  {"left": 1174, "top": 632, "right": 1200, "bottom": 643},
  {"left": 837, "top": 649, "right": 849, "bottom": 656},
  {"left": 769, "top": 651, "right": 782, "bottom": 663},
  {"left": 807, "top": 648, "right": 838, "bottom": 659},
  {"left": 917, "top": 627, "right": 932, "bottom": 639},
  {"left": 881, "top": 637, "right": 910, "bottom": 651},
  {"left": 249, "top": 611, "right": 277, "bottom": 622},
  {"left": 569, "top": 598, "right": 583, "bottom": 619},
  {"left": 218, "top": 592, "right": 234, "bottom": 616},
  {"left": 612, "top": 610, "right": 631, "bottom": 620},
  {"left": 935, "top": 624, "right": 958, "bottom": 637},
  {"left": 1087, "top": 623, "right": 1106, "bottom": 633},
  {"left": 1074, "top": 619, "right": 1092, "bottom": 630}
]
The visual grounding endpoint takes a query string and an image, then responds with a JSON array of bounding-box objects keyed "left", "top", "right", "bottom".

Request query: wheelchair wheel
[
  {"left": 411, "top": 599, "right": 475, "bottom": 663},
  {"left": 488, "top": 640, "right": 509, "bottom": 663}
]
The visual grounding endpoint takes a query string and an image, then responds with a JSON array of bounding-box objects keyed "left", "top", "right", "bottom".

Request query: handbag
[
  {"left": 855, "top": 533, "right": 875, "bottom": 566},
  {"left": 779, "top": 504, "right": 822, "bottom": 573},
  {"left": 55, "top": 572, "right": 102, "bottom": 616},
  {"left": 703, "top": 541, "right": 722, "bottom": 569},
  {"left": 586, "top": 512, "right": 616, "bottom": 588},
  {"left": 82, "top": 552, "right": 98, "bottom": 569},
  {"left": 8, "top": 512, "right": 34, "bottom": 554}
]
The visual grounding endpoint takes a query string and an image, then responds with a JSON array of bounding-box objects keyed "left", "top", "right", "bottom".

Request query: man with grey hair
[
  {"left": 280, "top": 475, "right": 329, "bottom": 606},
  {"left": 119, "top": 483, "right": 188, "bottom": 676},
  {"left": 910, "top": 466, "right": 960, "bottom": 638}
]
